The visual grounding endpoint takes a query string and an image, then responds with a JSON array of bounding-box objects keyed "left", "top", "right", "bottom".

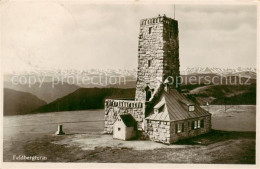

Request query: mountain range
[
  {"left": 4, "top": 83, "right": 256, "bottom": 116},
  {"left": 4, "top": 81, "right": 79, "bottom": 103},
  {"left": 4, "top": 67, "right": 256, "bottom": 83},
  {"left": 33, "top": 88, "right": 136, "bottom": 113},
  {"left": 180, "top": 67, "right": 256, "bottom": 76},
  {"left": 3, "top": 67, "right": 257, "bottom": 116}
]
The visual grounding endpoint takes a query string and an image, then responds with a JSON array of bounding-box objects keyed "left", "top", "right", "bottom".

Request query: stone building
[{"left": 104, "top": 15, "right": 211, "bottom": 144}]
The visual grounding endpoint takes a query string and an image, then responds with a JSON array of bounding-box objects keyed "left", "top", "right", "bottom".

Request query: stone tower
[{"left": 135, "top": 15, "right": 180, "bottom": 102}]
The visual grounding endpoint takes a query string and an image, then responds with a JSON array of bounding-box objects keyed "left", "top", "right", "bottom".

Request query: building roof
[
  {"left": 146, "top": 89, "right": 211, "bottom": 122},
  {"left": 154, "top": 98, "right": 165, "bottom": 109},
  {"left": 120, "top": 114, "right": 137, "bottom": 128}
]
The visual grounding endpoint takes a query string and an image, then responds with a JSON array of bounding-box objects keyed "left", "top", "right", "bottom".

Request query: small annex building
[{"left": 113, "top": 114, "right": 137, "bottom": 140}]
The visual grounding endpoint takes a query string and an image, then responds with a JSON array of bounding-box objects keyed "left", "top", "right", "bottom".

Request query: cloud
[{"left": 1, "top": 3, "right": 257, "bottom": 73}]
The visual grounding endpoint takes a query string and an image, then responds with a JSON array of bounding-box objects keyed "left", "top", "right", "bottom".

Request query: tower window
[
  {"left": 148, "top": 60, "right": 152, "bottom": 67},
  {"left": 146, "top": 90, "right": 152, "bottom": 101},
  {"left": 149, "top": 27, "right": 152, "bottom": 34}
]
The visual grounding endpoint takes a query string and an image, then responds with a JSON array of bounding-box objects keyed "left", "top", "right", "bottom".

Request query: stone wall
[
  {"left": 145, "top": 115, "right": 211, "bottom": 144},
  {"left": 104, "top": 99, "right": 145, "bottom": 134},
  {"left": 146, "top": 120, "right": 171, "bottom": 144},
  {"left": 162, "top": 18, "right": 180, "bottom": 88},
  {"left": 170, "top": 115, "right": 211, "bottom": 143},
  {"left": 135, "top": 15, "right": 179, "bottom": 102}
]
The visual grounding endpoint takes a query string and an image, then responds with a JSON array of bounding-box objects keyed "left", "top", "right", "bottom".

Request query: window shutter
[
  {"left": 191, "top": 121, "right": 195, "bottom": 130},
  {"left": 201, "top": 119, "right": 204, "bottom": 128}
]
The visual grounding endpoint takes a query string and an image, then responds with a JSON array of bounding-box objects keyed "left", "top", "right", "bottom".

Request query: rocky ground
[
  {"left": 4, "top": 106, "right": 256, "bottom": 163},
  {"left": 7, "top": 130, "right": 255, "bottom": 163}
]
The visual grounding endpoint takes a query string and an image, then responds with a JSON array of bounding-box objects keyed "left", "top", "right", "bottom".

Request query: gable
[
  {"left": 146, "top": 89, "right": 211, "bottom": 122},
  {"left": 114, "top": 117, "right": 126, "bottom": 126}
]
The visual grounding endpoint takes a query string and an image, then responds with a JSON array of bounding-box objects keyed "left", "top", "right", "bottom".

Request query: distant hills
[
  {"left": 3, "top": 67, "right": 257, "bottom": 115},
  {"left": 182, "top": 84, "right": 256, "bottom": 105},
  {"left": 33, "top": 88, "right": 135, "bottom": 113},
  {"left": 4, "top": 83, "right": 256, "bottom": 115},
  {"left": 4, "top": 88, "right": 47, "bottom": 116},
  {"left": 4, "top": 82, "right": 79, "bottom": 103},
  {"left": 34, "top": 84, "right": 256, "bottom": 114},
  {"left": 107, "top": 80, "right": 136, "bottom": 88}
]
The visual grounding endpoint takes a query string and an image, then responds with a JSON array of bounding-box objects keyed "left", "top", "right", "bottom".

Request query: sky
[{"left": 1, "top": 2, "right": 257, "bottom": 73}]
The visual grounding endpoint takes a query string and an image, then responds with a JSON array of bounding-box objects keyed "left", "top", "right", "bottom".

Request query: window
[
  {"left": 177, "top": 123, "right": 184, "bottom": 133},
  {"left": 189, "top": 105, "right": 195, "bottom": 111},
  {"left": 201, "top": 119, "right": 204, "bottom": 128},
  {"left": 146, "top": 90, "right": 152, "bottom": 101},
  {"left": 159, "top": 104, "right": 165, "bottom": 113},
  {"left": 194, "top": 121, "right": 197, "bottom": 129},
  {"left": 198, "top": 120, "right": 201, "bottom": 128},
  {"left": 178, "top": 124, "right": 181, "bottom": 133},
  {"left": 148, "top": 60, "right": 152, "bottom": 67},
  {"left": 175, "top": 124, "right": 178, "bottom": 134},
  {"left": 118, "top": 128, "right": 121, "bottom": 131},
  {"left": 149, "top": 27, "right": 152, "bottom": 34},
  {"left": 145, "top": 86, "right": 152, "bottom": 101}
]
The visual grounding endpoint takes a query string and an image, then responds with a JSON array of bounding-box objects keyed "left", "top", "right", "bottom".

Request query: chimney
[
  {"left": 163, "top": 78, "right": 170, "bottom": 93},
  {"left": 164, "top": 83, "right": 170, "bottom": 93}
]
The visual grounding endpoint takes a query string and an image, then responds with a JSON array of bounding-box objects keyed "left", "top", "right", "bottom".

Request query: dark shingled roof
[
  {"left": 146, "top": 89, "right": 211, "bottom": 121},
  {"left": 120, "top": 114, "right": 137, "bottom": 128}
]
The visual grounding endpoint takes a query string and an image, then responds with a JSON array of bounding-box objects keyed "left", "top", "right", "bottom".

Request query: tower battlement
[{"left": 140, "top": 15, "right": 178, "bottom": 26}]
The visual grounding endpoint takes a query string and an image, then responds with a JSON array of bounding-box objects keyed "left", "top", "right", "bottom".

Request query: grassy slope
[{"left": 184, "top": 84, "right": 256, "bottom": 105}]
